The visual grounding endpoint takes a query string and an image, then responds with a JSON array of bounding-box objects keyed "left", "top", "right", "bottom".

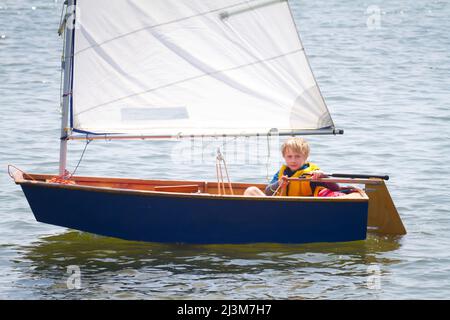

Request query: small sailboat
[{"left": 10, "top": 0, "right": 406, "bottom": 244}]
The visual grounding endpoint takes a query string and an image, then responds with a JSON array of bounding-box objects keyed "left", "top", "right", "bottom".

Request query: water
[{"left": 1, "top": 0, "right": 449, "bottom": 299}]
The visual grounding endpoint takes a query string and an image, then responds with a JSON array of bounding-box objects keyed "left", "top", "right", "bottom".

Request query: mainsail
[{"left": 68, "top": 0, "right": 335, "bottom": 138}]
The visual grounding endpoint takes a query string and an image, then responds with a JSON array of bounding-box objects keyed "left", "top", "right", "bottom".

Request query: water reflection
[{"left": 14, "top": 231, "right": 402, "bottom": 299}]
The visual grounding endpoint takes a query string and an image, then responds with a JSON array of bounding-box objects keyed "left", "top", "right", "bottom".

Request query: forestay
[{"left": 70, "top": 0, "right": 334, "bottom": 137}]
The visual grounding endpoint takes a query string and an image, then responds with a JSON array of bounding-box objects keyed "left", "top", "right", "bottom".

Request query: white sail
[{"left": 70, "top": 0, "right": 334, "bottom": 137}]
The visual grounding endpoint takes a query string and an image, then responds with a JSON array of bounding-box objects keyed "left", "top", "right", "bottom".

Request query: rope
[
  {"left": 272, "top": 180, "right": 289, "bottom": 196},
  {"left": 218, "top": 157, "right": 225, "bottom": 195},
  {"left": 47, "top": 170, "right": 75, "bottom": 185},
  {"left": 221, "top": 155, "right": 234, "bottom": 195},
  {"left": 216, "top": 157, "right": 222, "bottom": 195},
  {"left": 216, "top": 154, "right": 226, "bottom": 195},
  {"left": 215, "top": 148, "right": 234, "bottom": 195}
]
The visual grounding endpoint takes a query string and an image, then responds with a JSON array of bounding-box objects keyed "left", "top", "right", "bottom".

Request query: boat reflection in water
[{"left": 17, "top": 231, "right": 402, "bottom": 299}]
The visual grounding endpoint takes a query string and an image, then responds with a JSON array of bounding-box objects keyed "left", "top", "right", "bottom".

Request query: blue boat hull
[{"left": 20, "top": 182, "right": 368, "bottom": 244}]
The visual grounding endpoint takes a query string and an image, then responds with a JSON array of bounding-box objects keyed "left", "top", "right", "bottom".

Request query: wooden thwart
[{"left": 154, "top": 184, "right": 200, "bottom": 193}]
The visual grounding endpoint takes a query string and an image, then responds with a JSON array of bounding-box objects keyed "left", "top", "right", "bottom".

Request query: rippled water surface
[{"left": 1, "top": 0, "right": 449, "bottom": 299}]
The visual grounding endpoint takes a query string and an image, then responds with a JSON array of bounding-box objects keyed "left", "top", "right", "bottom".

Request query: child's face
[{"left": 283, "top": 148, "right": 307, "bottom": 171}]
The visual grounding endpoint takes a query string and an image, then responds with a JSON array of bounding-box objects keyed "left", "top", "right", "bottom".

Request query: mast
[{"left": 59, "top": 0, "right": 76, "bottom": 175}]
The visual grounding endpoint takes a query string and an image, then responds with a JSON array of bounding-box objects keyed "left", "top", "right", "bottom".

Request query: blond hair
[{"left": 281, "top": 137, "right": 310, "bottom": 158}]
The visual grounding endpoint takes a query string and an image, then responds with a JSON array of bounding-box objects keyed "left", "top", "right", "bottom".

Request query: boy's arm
[
  {"left": 312, "top": 181, "right": 340, "bottom": 191},
  {"left": 265, "top": 172, "right": 280, "bottom": 196}
]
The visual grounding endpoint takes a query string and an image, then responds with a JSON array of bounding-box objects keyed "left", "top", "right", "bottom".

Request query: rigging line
[
  {"left": 218, "top": 160, "right": 225, "bottom": 195},
  {"left": 59, "top": 47, "right": 64, "bottom": 113},
  {"left": 76, "top": 49, "right": 302, "bottom": 116},
  {"left": 266, "top": 133, "right": 271, "bottom": 183},
  {"left": 215, "top": 156, "right": 222, "bottom": 195},
  {"left": 70, "top": 138, "right": 92, "bottom": 178},
  {"left": 58, "top": 5, "right": 67, "bottom": 114},
  {"left": 221, "top": 155, "right": 234, "bottom": 195},
  {"left": 216, "top": 147, "right": 234, "bottom": 195},
  {"left": 256, "top": 133, "right": 259, "bottom": 165},
  {"left": 75, "top": 0, "right": 274, "bottom": 55},
  {"left": 58, "top": 2, "right": 66, "bottom": 35}
]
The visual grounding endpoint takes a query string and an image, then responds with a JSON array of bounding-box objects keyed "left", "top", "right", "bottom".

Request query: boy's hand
[
  {"left": 280, "top": 175, "right": 289, "bottom": 187},
  {"left": 311, "top": 171, "right": 326, "bottom": 180}
]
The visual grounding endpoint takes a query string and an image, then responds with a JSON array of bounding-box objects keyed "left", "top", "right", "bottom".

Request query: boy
[{"left": 244, "top": 137, "right": 342, "bottom": 196}]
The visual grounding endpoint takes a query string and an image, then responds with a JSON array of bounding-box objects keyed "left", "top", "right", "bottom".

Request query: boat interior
[{"left": 20, "top": 173, "right": 263, "bottom": 196}]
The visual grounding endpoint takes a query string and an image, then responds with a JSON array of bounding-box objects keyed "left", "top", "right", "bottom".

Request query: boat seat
[{"left": 154, "top": 184, "right": 200, "bottom": 193}]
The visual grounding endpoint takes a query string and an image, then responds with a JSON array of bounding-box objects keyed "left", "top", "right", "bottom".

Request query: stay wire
[{"left": 70, "top": 138, "right": 92, "bottom": 178}]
